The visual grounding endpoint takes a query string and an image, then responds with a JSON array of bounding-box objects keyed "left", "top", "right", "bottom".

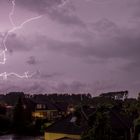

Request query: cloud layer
[{"left": 0, "top": 0, "right": 140, "bottom": 96}]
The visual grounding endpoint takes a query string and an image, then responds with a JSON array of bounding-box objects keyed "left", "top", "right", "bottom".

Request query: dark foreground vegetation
[{"left": 0, "top": 91, "right": 139, "bottom": 140}]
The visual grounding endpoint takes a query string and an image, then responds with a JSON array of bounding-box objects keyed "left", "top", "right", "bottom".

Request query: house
[
  {"left": 45, "top": 114, "right": 87, "bottom": 140},
  {"left": 23, "top": 98, "right": 75, "bottom": 121},
  {"left": 31, "top": 99, "right": 58, "bottom": 120},
  {"left": 67, "top": 104, "right": 75, "bottom": 114},
  {"left": 53, "top": 101, "right": 69, "bottom": 117},
  {"left": 100, "top": 90, "right": 128, "bottom": 100},
  {"left": 45, "top": 105, "right": 132, "bottom": 140},
  {"left": 54, "top": 102, "right": 75, "bottom": 117}
]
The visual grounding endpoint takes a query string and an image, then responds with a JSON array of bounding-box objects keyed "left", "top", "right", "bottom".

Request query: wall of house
[
  {"left": 45, "top": 132, "right": 80, "bottom": 140},
  {"left": 32, "top": 110, "right": 48, "bottom": 118},
  {"left": 32, "top": 110, "right": 58, "bottom": 119}
]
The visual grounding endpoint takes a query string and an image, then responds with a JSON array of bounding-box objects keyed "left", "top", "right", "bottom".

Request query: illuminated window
[{"left": 37, "top": 104, "right": 42, "bottom": 109}]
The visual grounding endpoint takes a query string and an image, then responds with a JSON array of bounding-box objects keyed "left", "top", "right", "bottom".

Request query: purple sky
[{"left": 0, "top": 0, "right": 140, "bottom": 97}]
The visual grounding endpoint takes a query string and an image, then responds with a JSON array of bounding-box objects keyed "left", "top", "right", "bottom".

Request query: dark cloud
[
  {"left": 41, "top": 73, "right": 62, "bottom": 79},
  {"left": 26, "top": 56, "right": 38, "bottom": 65},
  {"left": 24, "top": 82, "right": 47, "bottom": 93},
  {"left": 6, "top": 33, "right": 32, "bottom": 52},
  {"left": 44, "top": 18, "right": 140, "bottom": 65},
  {"left": 1, "top": 0, "right": 140, "bottom": 95},
  {"left": 32, "top": 70, "right": 62, "bottom": 79},
  {"left": 55, "top": 81, "right": 85, "bottom": 92},
  {"left": 91, "top": 18, "right": 119, "bottom": 33},
  {"left": 121, "top": 59, "right": 140, "bottom": 81},
  {"left": 16, "top": 0, "right": 85, "bottom": 27},
  {"left": 16, "top": 0, "right": 66, "bottom": 13},
  {"left": 0, "top": 80, "right": 91, "bottom": 94},
  {"left": 46, "top": 38, "right": 85, "bottom": 56},
  {"left": 128, "top": 0, "right": 140, "bottom": 17},
  {"left": 46, "top": 5, "right": 86, "bottom": 27}
]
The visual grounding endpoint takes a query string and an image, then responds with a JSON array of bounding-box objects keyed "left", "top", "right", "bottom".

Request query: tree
[
  {"left": 134, "top": 117, "right": 140, "bottom": 140},
  {"left": 81, "top": 107, "right": 112, "bottom": 140},
  {"left": 0, "top": 115, "right": 11, "bottom": 134},
  {"left": 13, "top": 97, "right": 26, "bottom": 133}
]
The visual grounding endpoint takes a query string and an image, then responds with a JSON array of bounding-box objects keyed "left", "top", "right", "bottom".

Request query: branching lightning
[
  {"left": 0, "top": 71, "right": 36, "bottom": 80},
  {"left": 0, "top": 0, "right": 42, "bottom": 80}
]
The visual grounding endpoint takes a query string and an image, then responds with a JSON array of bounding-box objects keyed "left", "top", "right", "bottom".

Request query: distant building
[
  {"left": 100, "top": 90, "right": 128, "bottom": 100},
  {"left": 54, "top": 102, "right": 75, "bottom": 116},
  {"left": 31, "top": 99, "right": 58, "bottom": 120}
]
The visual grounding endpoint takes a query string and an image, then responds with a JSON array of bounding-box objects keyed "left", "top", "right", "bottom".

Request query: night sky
[{"left": 0, "top": 0, "right": 140, "bottom": 97}]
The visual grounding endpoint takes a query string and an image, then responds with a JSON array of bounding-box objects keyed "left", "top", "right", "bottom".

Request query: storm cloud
[
  {"left": 16, "top": 0, "right": 85, "bottom": 27},
  {"left": 0, "top": 0, "right": 140, "bottom": 96}
]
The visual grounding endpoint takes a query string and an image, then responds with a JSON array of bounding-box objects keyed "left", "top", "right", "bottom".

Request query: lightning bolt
[
  {"left": 0, "top": 0, "right": 42, "bottom": 80},
  {"left": 0, "top": 71, "right": 36, "bottom": 80}
]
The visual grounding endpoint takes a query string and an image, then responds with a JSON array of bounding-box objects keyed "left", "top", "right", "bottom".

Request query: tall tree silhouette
[{"left": 13, "top": 97, "right": 26, "bottom": 133}]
